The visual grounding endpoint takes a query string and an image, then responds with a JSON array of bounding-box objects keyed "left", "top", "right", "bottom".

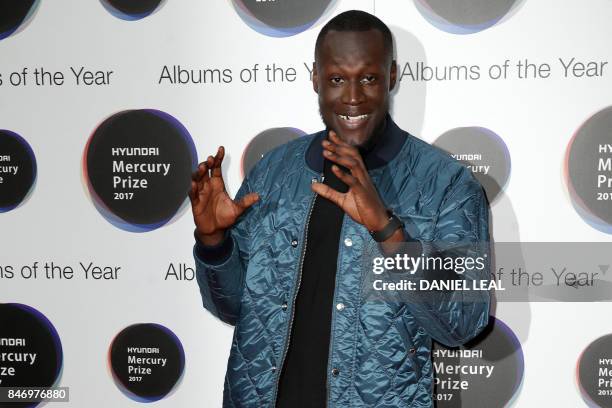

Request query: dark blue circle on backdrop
[
  {"left": 433, "top": 126, "right": 511, "bottom": 204},
  {"left": 100, "top": 0, "right": 164, "bottom": 20},
  {"left": 0, "top": 0, "right": 38, "bottom": 41},
  {"left": 565, "top": 106, "right": 612, "bottom": 234},
  {"left": 0, "top": 303, "right": 63, "bottom": 408},
  {"left": 578, "top": 333, "right": 612, "bottom": 408},
  {"left": 414, "top": 0, "right": 521, "bottom": 34},
  {"left": 109, "top": 323, "right": 185, "bottom": 402},
  {"left": 84, "top": 109, "right": 197, "bottom": 232},
  {"left": 232, "top": 0, "right": 334, "bottom": 37},
  {"left": 0, "top": 129, "right": 37, "bottom": 213},
  {"left": 241, "top": 127, "right": 305, "bottom": 177},
  {"left": 432, "top": 317, "right": 524, "bottom": 407}
]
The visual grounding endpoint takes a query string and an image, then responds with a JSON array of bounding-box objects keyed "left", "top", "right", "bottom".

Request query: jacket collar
[{"left": 305, "top": 114, "right": 407, "bottom": 173}]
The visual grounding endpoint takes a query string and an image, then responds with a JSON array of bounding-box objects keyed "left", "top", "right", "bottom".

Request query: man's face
[{"left": 313, "top": 29, "right": 396, "bottom": 148}]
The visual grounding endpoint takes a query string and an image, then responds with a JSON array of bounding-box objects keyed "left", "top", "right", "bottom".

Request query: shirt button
[
  {"left": 281, "top": 302, "right": 288, "bottom": 311},
  {"left": 271, "top": 366, "right": 277, "bottom": 372},
  {"left": 409, "top": 348, "right": 416, "bottom": 354},
  {"left": 311, "top": 177, "right": 318, "bottom": 184},
  {"left": 331, "top": 368, "right": 340, "bottom": 377},
  {"left": 344, "top": 238, "right": 353, "bottom": 247},
  {"left": 291, "top": 239, "right": 298, "bottom": 248},
  {"left": 336, "top": 303, "right": 345, "bottom": 311}
]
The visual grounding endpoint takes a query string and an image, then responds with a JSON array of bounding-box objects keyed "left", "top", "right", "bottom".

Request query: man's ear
[
  {"left": 389, "top": 60, "right": 397, "bottom": 91},
  {"left": 312, "top": 62, "right": 319, "bottom": 94}
]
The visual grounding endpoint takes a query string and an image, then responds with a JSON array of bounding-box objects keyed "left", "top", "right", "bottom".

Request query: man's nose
[{"left": 342, "top": 80, "right": 365, "bottom": 105}]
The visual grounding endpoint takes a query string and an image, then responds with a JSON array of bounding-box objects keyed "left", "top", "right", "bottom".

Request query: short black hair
[{"left": 315, "top": 10, "right": 394, "bottom": 64}]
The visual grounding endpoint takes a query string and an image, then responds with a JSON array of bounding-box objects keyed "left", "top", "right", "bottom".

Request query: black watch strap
[{"left": 369, "top": 211, "right": 404, "bottom": 242}]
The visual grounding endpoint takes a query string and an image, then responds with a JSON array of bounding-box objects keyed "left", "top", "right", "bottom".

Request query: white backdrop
[{"left": 1, "top": 0, "right": 612, "bottom": 406}]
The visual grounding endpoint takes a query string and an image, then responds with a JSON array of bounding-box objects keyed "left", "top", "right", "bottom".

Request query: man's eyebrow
[{"left": 324, "top": 59, "right": 377, "bottom": 69}]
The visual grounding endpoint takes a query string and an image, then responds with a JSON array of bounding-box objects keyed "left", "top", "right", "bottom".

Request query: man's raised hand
[
  {"left": 189, "top": 146, "right": 259, "bottom": 246},
  {"left": 311, "top": 131, "right": 390, "bottom": 233}
]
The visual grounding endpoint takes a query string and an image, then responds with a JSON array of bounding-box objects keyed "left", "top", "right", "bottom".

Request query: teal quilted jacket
[{"left": 195, "top": 118, "right": 490, "bottom": 407}]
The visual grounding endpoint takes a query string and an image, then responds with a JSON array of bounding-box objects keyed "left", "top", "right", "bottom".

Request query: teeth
[{"left": 339, "top": 114, "right": 369, "bottom": 121}]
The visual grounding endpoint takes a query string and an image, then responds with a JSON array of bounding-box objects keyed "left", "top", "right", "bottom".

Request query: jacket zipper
[
  {"left": 271, "top": 190, "right": 318, "bottom": 407},
  {"left": 325, "top": 173, "right": 376, "bottom": 407},
  {"left": 325, "top": 217, "right": 347, "bottom": 408}
]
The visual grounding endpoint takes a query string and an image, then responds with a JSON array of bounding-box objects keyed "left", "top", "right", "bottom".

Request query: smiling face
[{"left": 313, "top": 29, "right": 396, "bottom": 148}]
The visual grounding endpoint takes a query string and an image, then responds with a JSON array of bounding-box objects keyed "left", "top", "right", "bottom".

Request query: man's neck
[{"left": 358, "top": 115, "right": 389, "bottom": 157}]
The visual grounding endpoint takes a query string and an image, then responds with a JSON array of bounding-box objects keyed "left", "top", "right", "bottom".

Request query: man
[{"left": 190, "top": 10, "right": 490, "bottom": 408}]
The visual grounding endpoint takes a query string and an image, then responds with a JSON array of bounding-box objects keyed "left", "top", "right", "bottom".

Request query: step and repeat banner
[{"left": 1, "top": 0, "right": 612, "bottom": 407}]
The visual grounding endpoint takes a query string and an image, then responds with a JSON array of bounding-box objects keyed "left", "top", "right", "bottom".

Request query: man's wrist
[
  {"left": 369, "top": 210, "right": 404, "bottom": 242},
  {"left": 366, "top": 206, "right": 392, "bottom": 232},
  {"left": 194, "top": 229, "right": 233, "bottom": 265},
  {"left": 195, "top": 229, "right": 226, "bottom": 246}
]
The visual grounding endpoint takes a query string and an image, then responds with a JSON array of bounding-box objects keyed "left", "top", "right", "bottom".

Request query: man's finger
[
  {"left": 191, "top": 180, "right": 211, "bottom": 214},
  {"left": 189, "top": 181, "right": 198, "bottom": 203},
  {"left": 212, "top": 146, "right": 225, "bottom": 177},
  {"left": 323, "top": 149, "right": 359, "bottom": 170},
  {"left": 192, "top": 162, "right": 208, "bottom": 182},
  {"left": 331, "top": 164, "right": 358, "bottom": 186},
  {"left": 326, "top": 141, "right": 362, "bottom": 163},
  {"left": 216, "top": 146, "right": 225, "bottom": 162},
  {"left": 311, "top": 182, "right": 344, "bottom": 207},
  {"left": 329, "top": 130, "right": 351, "bottom": 147},
  {"left": 197, "top": 178, "right": 211, "bottom": 198},
  {"left": 189, "top": 180, "right": 199, "bottom": 199},
  {"left": 192, "top": 162, "right": 211, "bottom": 193},
  {"left": 325, "top": 133, "right": 361, "bottom": 157},
  {"left": 235, "top": 192, "right": 260, "bottom": 211},
  {"left": 324, "top": 134, "right": 367, "bottom": 181}
]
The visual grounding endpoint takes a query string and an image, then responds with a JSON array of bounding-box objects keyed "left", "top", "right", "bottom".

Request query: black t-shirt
[{"left": 275, "top": 158, "right": 348, "bottom": 408}]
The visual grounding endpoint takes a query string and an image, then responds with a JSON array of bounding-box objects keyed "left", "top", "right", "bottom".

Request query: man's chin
[
  {"left": 325, "top": 123, "right": 368, "bottom": 146},
  {"left": 335, "top": 127, "right": 376, "bottom": 148},
  {"left": 340, "top": 133, "right": 368, "bottom": 147}
]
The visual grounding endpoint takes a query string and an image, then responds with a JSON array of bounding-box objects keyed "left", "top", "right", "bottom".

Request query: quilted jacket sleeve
[
  {"left": 404, "top": 169, "right": 491, "bottom": 347},
  {"left": 193, "top": 177, "right": 254, "bottom": 326}
]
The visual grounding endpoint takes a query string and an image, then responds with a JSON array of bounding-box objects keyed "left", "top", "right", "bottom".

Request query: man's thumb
[{"left": 236, "top": 192, "right": 260, "bottom": 210}]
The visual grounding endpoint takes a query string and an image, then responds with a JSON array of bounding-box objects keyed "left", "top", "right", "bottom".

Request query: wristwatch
[{"left": 369, "top": 210, "right": 404, "bottom": 242}]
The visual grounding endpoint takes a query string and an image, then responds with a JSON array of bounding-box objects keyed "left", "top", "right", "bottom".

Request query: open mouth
[{"left": 337, "top": 113, "right": 370, "bottom": 127}]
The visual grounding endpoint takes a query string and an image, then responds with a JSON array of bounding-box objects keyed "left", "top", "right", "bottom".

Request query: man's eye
[
  {"left": 330, "top": 77, "right": 344, "bottom": 85},
  {"left": 361, "top": 75, "right": 376, "bottom": 84}
]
